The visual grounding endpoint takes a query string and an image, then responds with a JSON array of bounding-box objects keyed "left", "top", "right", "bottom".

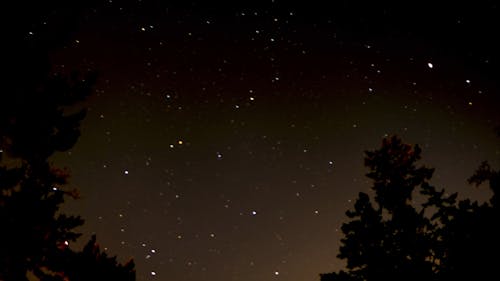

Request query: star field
[{"left": 16, "top": 1, "right": 500, "bottom": 281}]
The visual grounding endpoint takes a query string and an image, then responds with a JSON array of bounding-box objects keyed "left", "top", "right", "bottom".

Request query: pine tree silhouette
[
  {"left": 1, "top": 2, "right": 135, "bottom": 280},
  {"left": 321, "top": 134, "right": 500, "bottom": 281},
  {"left": 321, "top": 136, "right": 437, "bottom": 281},
  {"left": 0, "top": 61, "right": 135, "bottom": 281},
  {"left": 40, "top": 235, "right": 135, "bottom": 281}
]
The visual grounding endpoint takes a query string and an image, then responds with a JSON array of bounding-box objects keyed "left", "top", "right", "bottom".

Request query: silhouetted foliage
[
  {"left": 421, "top": 131, "right": 500, "bottom": 281},
  {"left": 0, "top": 58, "right": 93, "bottom": 281},
  {"left": 321, "top": 134, "right": 500, "bottom": 281},
  {"left": 1, "top": 3, "right": 134, "bottom": 280},
  {"left": 38, "top": 235, "right": 135, "bottom": 281}
]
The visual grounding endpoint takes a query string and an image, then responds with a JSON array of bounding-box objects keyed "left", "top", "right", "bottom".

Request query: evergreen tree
[
  {"left": 0, "top": 62, "right": 135, "bottom": 281},
  {"left": 1, "top": 2, "right": 135, "bottom": 280},
  {"left": 321, "top": 136, "right": 439, "bottom": 281},
  {"left": 321, "top": 134, "right": 500, "bottom": 281},
  {"left": 40, "top": 235, "right": 135, "bottom": 281},
  {"left": 430, "top": 131, "right": 500, "bottom": 280},
  {"left": 0, "top": 67, "right": 92, "bottom": 280}
]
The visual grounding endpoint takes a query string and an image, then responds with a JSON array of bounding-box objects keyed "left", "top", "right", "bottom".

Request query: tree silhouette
[
  {"left": 39, "top": 235, "right": 135, "bottom": 281},
  {"left": 0, "top": 67, "right": 135, "bottom": 281},
  {"left": 1, "top": 3, "right": 134, "bottom": 280},
  {"left": 435, "top": 136, "right": 500, "bottom": 280},
  {"left": 321, "top": 136, "right": 438, "bottom": 281},
  {"left": 321, "top": 134, "right": 500, "bottom": 281},
  {"left": 417, "top": 130, "right": 500, "bottom": 281}
]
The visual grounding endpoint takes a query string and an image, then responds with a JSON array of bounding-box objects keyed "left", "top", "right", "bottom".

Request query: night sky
[{"left": 17, "top": 2, "right": 500, "bottom": 281}]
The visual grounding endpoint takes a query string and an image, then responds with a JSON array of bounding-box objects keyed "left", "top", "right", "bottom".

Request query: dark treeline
[
  {"left": 1, "top": 1, "right": 135, "bottom": 280},
  {"left": 321, "top": 134, "right": 499, "bottom": 281}
]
